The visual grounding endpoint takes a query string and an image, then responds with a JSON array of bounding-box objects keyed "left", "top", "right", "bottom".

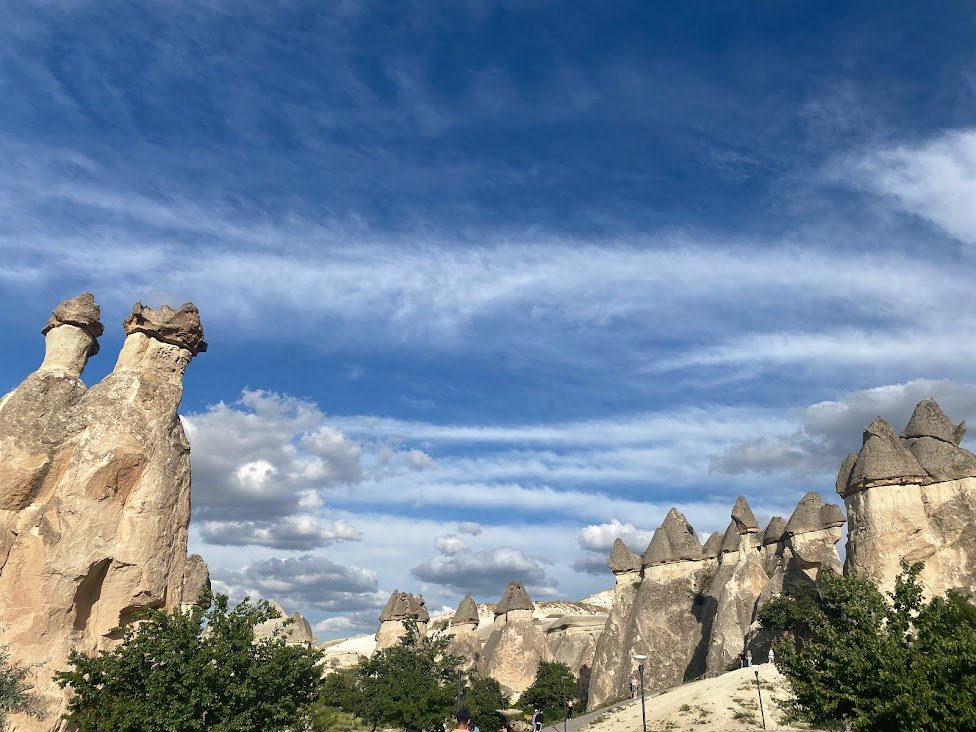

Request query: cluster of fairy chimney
[{"left": 378, "top": 399, "right": 976, "bottom": 708}]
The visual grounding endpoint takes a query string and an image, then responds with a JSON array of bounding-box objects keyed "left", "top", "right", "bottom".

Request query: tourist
[
  {"left": 746, "top": 650, "right": 753, "bottom": 667},
  {"left": 739, "top": 651, "right": 745, "bottom": 669},
  {"left": 534, "top": 708, "right": 545, "bottom": 731},
  {"left": 566, "top": 698, "right": 574, "bottom": 719},
  {"left": 768, "top": 648, "right": 775, "bottom": 664},
  {"left": 629, "top": 673, "right": 639, "bottom": 699},
  {"left": 455, "top": 708, "right": 472, "bottom": 732}
]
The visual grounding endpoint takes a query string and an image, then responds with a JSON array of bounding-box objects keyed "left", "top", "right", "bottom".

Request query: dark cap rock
[
  {"left": 123, "top": 301, "right": 208, "bottom": 355},
  {"left": 642, "top": 508, "right": 702, "bottom": 566},
  {"left": 901, "top": 400, "right": 962, "bottom": 445},
  {"left": 762, "top": 516, "right": 787, "bottom": 546},
  {"left": 42, "top": 292, "right": 104, "bottom": 354},
  {"left": 719, "top": 521, "right": 740, "bottom": 553},
  {"left": 452, "top": 593, "right": 479, "bottom": 626},
  {"left": 378, "top": 589, "right": 400, "bottom": 622},
  {"left": 906, "top": 436, "right": 976, "bottom": 482},
  {"left": 495, "top": 580, "right": 534, "bottom": 615},
  {"left": 848, "top": 417, "right": 927, "bottom": 490},
  {"left": 819, "top": 502, "right": 846, "bottom": 529},
  {"left": 786, "top": 492, "right": 844, "bottom": 536},
  {"left": 701, "top": 530, "right": 724, "bottom": 559},
  {"left": 410, "top": 594, "right": 430, "bottom": 623},
  {"left": 731, "top": 496, "right": 759, "bottom": 534},
  {"left": 608, "top": 538, "right": 642, "bottom": 574},
  {"left": 835, "top": 453, "right": 858, "bottom": 497}
]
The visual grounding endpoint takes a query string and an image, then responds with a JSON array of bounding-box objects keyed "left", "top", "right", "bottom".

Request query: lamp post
[
  {"left": 562, "top": 677, "right": 568, "bottom": 732},
  {"left": 456, "top": 668, "right": 462, "bottom": 714},
  {"left": 633, "top": 654, "right": 648, "bottom": 732},
  {"left": 754, "top": 669, "right": 766, "bottom": 730}
]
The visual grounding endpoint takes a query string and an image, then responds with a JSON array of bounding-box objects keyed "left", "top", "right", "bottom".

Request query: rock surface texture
[
  {"left": 840, "top": 400, "right": 976, "bottom": 596},
  {"left": 0, "top": 295, "right": 209, "bottom": 732},
  {"left": 479, "top": 581, "right": 550, "bottom": 696},
  {"left": 375, "top": 590, "right": 430, "bottom": 650}
]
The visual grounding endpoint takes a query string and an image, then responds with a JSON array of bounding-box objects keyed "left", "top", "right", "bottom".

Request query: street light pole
[
  {"left": 562, "top": 677, "right": 568, "bottom": 732},
  {"left": 633, "top": 654, "right": 648, "bottom": 732},
  {"left": 754, "top": 670, "right": 766, "bottom": 730},
  {"left": 456, "top": 668, "right": 462, "bottom": 714}
]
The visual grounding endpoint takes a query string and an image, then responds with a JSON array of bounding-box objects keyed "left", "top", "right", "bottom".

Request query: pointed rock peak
[
  {"left": 835, "top": 453, "right": 858, "bottom": 497},
  {"left": 719, "top": 521, "right": 740, "bottom": 553},
  {"left": 701, "top": 530, "right": 723, "bottom": 558},
  {"left": 849, "top": 416, "right": 927, "bottom": 490},
  {"left": 785, "top": 491, "right": 831, "bottom": 536},
  {"left": 731, "top": 496, "right": 759, "bottom": 534},
  {"left": 642, "top": 508, "right": 702, "bottom": 566},
  {"left": 819, "top": 502, "right": 846, "bottom": 528},
  {"left": 495, "top": 580, "right": 534, "bottom": 615},
  {"left": 608, "top": 538, "right": 642, "bottom": 574},
  {"left": 452, "top": 593, "right": 479, "bottom": 626},
  {"left": 42, "top": 292, "right": 104, "bottom": 353},
  {"left": 379, "top": 589, "right": 400, "bottom": 621},
  {"left": 902, "top": 399, "right": 959, "bottom": 444},
  {"left": 124, "top": 301, "right": 208, "bottom": 355},
  {"left": 762, "top": 516, "right": 787, "bottom": 546},
  {"left": 410, "top": 594, "right": 430, "bottom": 622}
]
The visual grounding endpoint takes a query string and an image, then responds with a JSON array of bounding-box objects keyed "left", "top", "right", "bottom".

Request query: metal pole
[
  {"left": 638, "top": 663, "right": 647, "bottom": 732},
  {"left": 563, "top": 677, "right": 568, "bottom": 732},
  {"left": 457, "top": 668, "right": 462, "bottom": 714},
  {"left": 754, "top": 670, "right": 766, "bottom": 730}
]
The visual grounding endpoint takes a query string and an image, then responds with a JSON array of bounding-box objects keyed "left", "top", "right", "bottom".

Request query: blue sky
[{"left": 3, "top": 0, "right": 976, "bottom": 637}]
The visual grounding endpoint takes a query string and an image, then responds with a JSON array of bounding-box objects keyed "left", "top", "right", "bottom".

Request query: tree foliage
[
  {"left": 461, "top": 676, "right": 510, "bottom": 732},
  {"left": 520, "top": 661, "right": 577, "bottom": 723},
  {"left": 55, "top": 595, "right": 322, "bottom": 732},
  {"left": 761, "top": 561, "right": 976, "bottom": 732},
  {"left": 1, "top": 645, "right": 44, "bottom": 728},
  {"left": 352, "top": 621, "right": 462, "bottom": 732}
]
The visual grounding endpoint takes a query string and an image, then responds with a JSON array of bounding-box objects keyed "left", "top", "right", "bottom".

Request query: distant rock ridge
[
  {"left": 0, "top": 293, "right": 210, "bottom": 732},
  {"left": 840, "top": 399, "right": 976, "bottom": 597}
]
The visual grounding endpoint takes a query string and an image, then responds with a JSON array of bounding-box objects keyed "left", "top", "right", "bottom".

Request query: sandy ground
[{"left": 577, "top": 666, "right": 819, "bottom": 732}]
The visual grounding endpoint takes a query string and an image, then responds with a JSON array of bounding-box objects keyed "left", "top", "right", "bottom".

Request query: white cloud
[
  {"left": 200, "top": 516, "right": 362, "bottom": 550},
  {"left": 843, "top": 128, "right": 976, "bottom": 245},
  {"left": 412, "top": 546, "right": 556, "bottom": 599},
  {"left": 578, "top": 519, "right": 654, "bottom": 554},
  {"left": 434, "top": 534, "right": 468, "bottom": 555},
  {"left": 457, "top": 521, "right": 482, "bottom": 536}
]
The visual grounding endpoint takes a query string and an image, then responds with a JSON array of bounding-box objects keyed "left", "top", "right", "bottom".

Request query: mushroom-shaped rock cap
[
  {"left": 849, "top": 417, "right": 927, "bottom": 489},
  {"left": 835, "top": 453, "right": 858, "bottom": 496},
  {"left": 785, "top": 492, "right": 844, "bottom": 536},
  {"left": 378, "top": 589, "right": 401, "bottom": 622},
  {"left": 701, "top": 530, "right": 724, "bottom": 558},
  {"left": 124, "top": 301, "right": 208, "bottom": 355},
  {"left": 42, "top": 292, "right": 104, "bottom": 352},
  {"left": 643, "top": 508, "right": 703, "bottom": 566},
  {"left": 731, "top": 496, "right": 759, "bottom": 534},
  {"left": 719, "top": 521, "right": 740, "bottom": 553},
  {"left": 901, "top": 399, "right": 964, "bottom": 445},
  {"left": 452, "top": 593, "right": 480, "bottom": 626},
  {"left": 608, "top": 538, "right": 642, "bottom": 574},
  {"left": 494, "top": 580, "right": 534, "bottom": 615},
  {"left": 761, "top": 516, "right": 787, "bottom": 546},
  {"left": 410, "top": 594, "right": 430, "bottom": 623}
]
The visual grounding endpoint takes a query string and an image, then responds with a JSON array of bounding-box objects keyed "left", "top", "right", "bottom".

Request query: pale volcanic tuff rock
[
  {"left": 375, "top": 590, "right": 429, "bottom": 650},
  {"left": 760, "top": 517, "right": 787, "bottom": 575},
  {"left": 842, "top": 400, "right": 976, "bottom": 597},
  {"left": 254, "top": 602, "right": 316, "bottom": 647},
  {"left": 480, "top": 581, "right": 551, "bottom": 696},
  {"left": 447, "top": 594, "right": 482, "bottom": 672},
  {"left": 0, "top": 296, "right": 209, "bottom": 732}
]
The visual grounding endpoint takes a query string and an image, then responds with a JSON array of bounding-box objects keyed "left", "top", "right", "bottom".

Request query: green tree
[
  {"left": 1, "top": 645, "right": 44, "bottom": 728},
  {"left": 462, "top": 676, "right": 510, "bottom": 732},
  {"left": 520, "top": 661, "right": 576, "bottom": 724},
  {"left": 761, "top": 561, "right": 976, "bottom": 731},
  {"left": 56, "top": 594, "right": 322, "bottom": 732},
  {"left": 353, "top": 621, "right": 462, "bottom": 732}
]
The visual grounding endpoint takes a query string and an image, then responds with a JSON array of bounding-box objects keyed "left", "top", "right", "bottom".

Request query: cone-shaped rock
[
  {"left": 410, "top": 594, "right": 430, "bottom": 622},
  {"left": 452, "top": 593, "right": 479, "bottom": 626},
  {"left": 608, "top": 538, "right": 642, "bottom": 574},
  {"left": 762, "top": 516, "right": 787, "bottom": 545},
  {"left": 378, "top": 589, "right": 400, "bottom": 621},
  {"left": 719, "top": 521, "right": 740, "bottom": 553},
  {"left": 785, "top": 492, "right": 833, "bottom": 535},
  {"left": 495, "top": 580, "right": 534, "bottom": 615},
  {"left": 642, "top": 508, "right": 702, "bottom": 566},
  {"left": 848, "top": 417, "right": 927, "bottom": 490},
  {"left": 731, "top": 496, "right": 759, "bottom": 534},
  {"left": 835, "top": 452, "right": 858, "bottom": 496},
  {"left": 819, "top": 502, "right": 846, "bottom": 528},
  {"left": 701, "top": 530, "right": 724, "bottom": 558},
  {"left": 902, "top": 399, "right": 961, "bottom": 444}
]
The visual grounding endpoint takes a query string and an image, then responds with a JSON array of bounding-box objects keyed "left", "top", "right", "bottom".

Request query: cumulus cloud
[
  {"left": 573, "top": 519, "right": 654, "bottom": 575},
  {"left": 457, "top": 521, "right": 482, "bottom": 536},
  {"left": 710, "top": 379, "right": 976, "bottom": 478},
  {"left": 212, "top": 554, "right": 387, "bottom": 613},
  {"left": 412, "top": 546, "right": 556, "bottom": 598},
  {"left": 200, "top": 516, "right": 362, "bottom": 550},
  {"left": 434, "top": 534, "right": 468, "bottom": 555}
]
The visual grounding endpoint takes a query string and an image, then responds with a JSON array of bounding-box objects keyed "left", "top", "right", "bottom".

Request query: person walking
[
  {"left": 768, "top": 648, "right": 775, "bottom": 664},
  {"left": 534, "top": 709, "right": 545, "bottom": 732},
  {"left": 566, "top": 698, "right": 574, "bottom": 719},
  {"left": 746, "top": 650, "right": 753, "bottom": 667},
  {"left": 739, "top": 651, "right": 745, "bottom": 669},
  {"left": 629, "top": 673, "right": 639, "bottom": 699}
]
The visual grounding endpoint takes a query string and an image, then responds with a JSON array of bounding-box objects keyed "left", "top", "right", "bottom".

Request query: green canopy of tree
[
  {"left": 1, "top": 645, "right": 44, "bottom": 728},
  {"left": 520, "top": 661, "right": 577, "bottom": 723},
  {"left": 352, "top": 621, "right": 462, "bottom": 732},
  {"left": 461, "top": 676, "right": 510, "bottom": 732},
  {"left": 55, "top": 595, "right": 323, "bottom": 732},
  {"left": 761, "top": 561, "right": 976, "bottom": 732}
]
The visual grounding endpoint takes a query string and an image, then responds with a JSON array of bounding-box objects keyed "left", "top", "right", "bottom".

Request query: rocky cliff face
[
  {"left": 0, "top": 295, "right": 209, "bottom": 732},
  {"left": 839, "top": 400, "right": 976, "bottom": 596}
]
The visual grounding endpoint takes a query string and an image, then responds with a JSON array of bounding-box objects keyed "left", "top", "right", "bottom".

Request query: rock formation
[
  {"left": 0, "top": 295, "right": 209, "bottom": 732},
  {"left": 479, "top": 581, "right": 550, "bottom": 696},
  {"left": 375, "top": 590, "right": 429, "bottom": 650},
  {"left": 840, "top": 399, "right": 976, "bottom": 596},
  {"left": 447, "top": 593, "right": 482, "bottom": 671},
  {"left": 254, "top": 601, "right": 316, "bottom": 647}
]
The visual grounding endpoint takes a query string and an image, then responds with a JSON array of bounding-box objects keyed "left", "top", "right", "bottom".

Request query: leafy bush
[
  {"left": 520, "top": 660, "right": 577, "bottom": 723},
  {"left": 56, "top": 595, "right": 322, "bottom": 732},
  {"left": 462, "top": 675, "right": 510, "bottom": 732},
  {"left": 1, "top": 645, "right": 44, "bottom": 727},
  {"left": 761, "top": 561, "right": 976, "bottom": 731}
]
